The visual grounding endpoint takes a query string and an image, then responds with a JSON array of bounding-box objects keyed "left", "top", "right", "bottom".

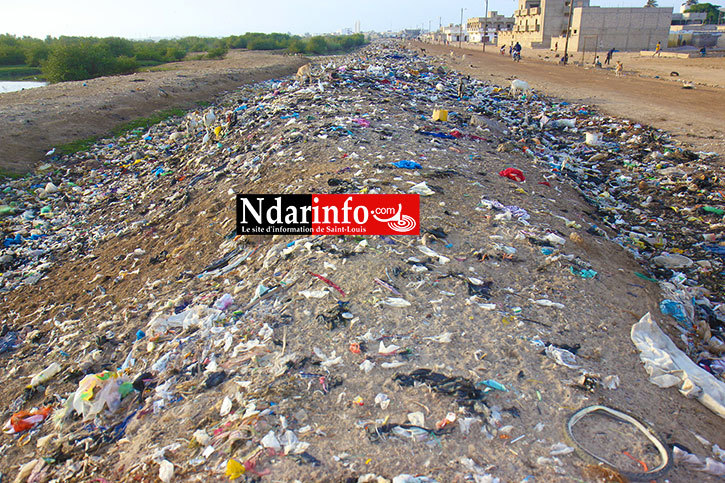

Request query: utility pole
[
  {"left": 483, "top": 0, "right": 489, "bottom": 52},
  {"left": 460, "top": 8, "right": 464, "bottom": 48},
  {"left": 563, "top": 0, "right": 575, "bottom": 64}
]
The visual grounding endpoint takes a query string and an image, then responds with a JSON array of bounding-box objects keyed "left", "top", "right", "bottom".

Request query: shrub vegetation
[{"left": 0, "top": 33, "right": 366, "bottom": 83}]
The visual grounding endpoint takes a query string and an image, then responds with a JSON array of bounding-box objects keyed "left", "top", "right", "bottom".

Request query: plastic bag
[
  {"left": 2, "top": 407, "right": 52, "bottom": 434},
  {"left": 499, "top": 168, "right": 525, "bottom": 182},
  {"left": 72, "top": 371, "right": 127, "bottom": 420}
]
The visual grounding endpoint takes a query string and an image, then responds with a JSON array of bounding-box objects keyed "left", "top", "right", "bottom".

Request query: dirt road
[
  {"left": 0, "top": 50, "right": 307, "bottom": 174},
  {"left": 416, "top": 41, "right": 725, "bottom": 158}
]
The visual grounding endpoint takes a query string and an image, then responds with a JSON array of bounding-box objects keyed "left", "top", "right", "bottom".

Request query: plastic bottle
[{"left": 28, "top": 362, "right": 61, "bottom": 388}]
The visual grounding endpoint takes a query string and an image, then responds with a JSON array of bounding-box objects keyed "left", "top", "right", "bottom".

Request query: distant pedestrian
[
  {"left": 605, "top": 48, "right": 614, "bottom": 65},
  {"left": 700, "top": 46, "right": 707, "bottom": 57},
  {"left": 512, "top": 42, "right": 521, "bottom": 62},
  {"left": 500, "top": 45, "right": 506, "bottom": 55},
  {"left": 555, "top": 42, "right": 558, "bottom": 51},
  {"left": 560, "top": 53, "right": 568, "bottom": 65},
  {"left": 615, "top": 60, "right": 623, "bottom": 76},
  {"left": 653, "top": 41, "right": 661, "bottom": 57}
]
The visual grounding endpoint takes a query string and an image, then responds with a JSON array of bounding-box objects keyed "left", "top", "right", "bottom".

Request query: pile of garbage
[
  {"left": 0, "top": 40, "right": 723, "bottom": 482},
  {"left": 467, "top": 69, "right": 725, "bottom": 380}
]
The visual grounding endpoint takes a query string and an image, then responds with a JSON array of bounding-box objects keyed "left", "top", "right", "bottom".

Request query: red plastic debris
[
  {"left": 499, "top": 168, "right": 526, "bottom": 182},
  {"left": 2, "top": 406, "right": 53, "bottom": 434},
  {"left": 307, "top": 271, "right": 346, "bottom": 297}
]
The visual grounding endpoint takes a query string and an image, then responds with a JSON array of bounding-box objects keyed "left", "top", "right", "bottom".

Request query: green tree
[
  {"left": 23, "top": 41, "right": 50, "bottom": 66},
  {"left": 287, "top": 38, "right": 306, "bottom": 53},
  {"left": 0, "top": 45, "right": 25, "bottom": 65},
  {"left": 100, "top": 37, "right": 134, "bottom": 57},
  {"left": 645, "top": 0, "right": 658, "bottom": 6},
  {"left": 685, "top": 2, "right": 722, "bottom": 23},
  {"left": 0, "top": 35, "right": 25, "bottom": 65},
  {"left": 306, "top": 36, "right": 328, "bottom": 54},
  {"left": 42, "top": 42, "right": 115, "bottom": 82},
  {"left": 206, "top": 44, "right": 228, "bottom": 59},
  {"left": 113, "top": 55, "right": 138, "bottom": 74}
]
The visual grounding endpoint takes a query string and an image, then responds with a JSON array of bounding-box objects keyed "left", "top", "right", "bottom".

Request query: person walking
[
  {"left": 605, "top": 48, "right": 614, "bottom": 65},
  {"left": 653, "top": 41, "right": 661, "bottom": 57}
]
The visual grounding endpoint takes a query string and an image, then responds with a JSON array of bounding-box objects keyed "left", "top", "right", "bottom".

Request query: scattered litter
[
  {"left": 499, "top": 167, "right": 526, "bottom": 182},
  {"left": 0, "top": 39, "right": 722, "bottom": 482},
  {"left": 408, "top": 182, "right": 435, "bottom": 196},
  {"left": 631, "top": 313, "right": 725, "bottom": 418},
  {"left": 545, "top": 345, "right": 580, "bottom": 369},
  {"left": 566, "top": 405, "right": 672, "bottom": 480}
]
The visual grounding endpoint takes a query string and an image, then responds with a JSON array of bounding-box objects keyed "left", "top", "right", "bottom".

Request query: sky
[{"left": 2, "top": 0, "right": 688, "bottom": 39}]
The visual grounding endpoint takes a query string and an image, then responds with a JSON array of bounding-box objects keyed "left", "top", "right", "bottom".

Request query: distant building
[
  {"left": 400, "top": 29, "right": 422, "bottom": 39},
  {"left": 671, "top": 11, "right": 706, "bottom": 25},
  {"left": 498, "top": 0, "right": 672, "bottom": 52},
  {"left": 421, "top": 28, "right": 445, "bottom": 43},
  {"left": 441, "top": 24, "right": 468, "bottom": 43},
  {"left": 467, "top": 12, "right": 514, "bottom": 43},
  {"left": 670, "top": 7, "right": 724, "bottom": 50}
]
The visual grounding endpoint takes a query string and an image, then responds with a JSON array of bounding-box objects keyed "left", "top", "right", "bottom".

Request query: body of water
[{"left": 0, "top": 81, "right": 47, "bottom": 94}]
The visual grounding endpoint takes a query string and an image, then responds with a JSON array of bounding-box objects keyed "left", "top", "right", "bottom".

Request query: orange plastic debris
[{"left": 3, "top": 406, "right": 53, "bottom": 434}]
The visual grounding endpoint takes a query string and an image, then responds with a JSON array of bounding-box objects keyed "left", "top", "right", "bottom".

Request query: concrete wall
[
  {"left": 541, "top": 0, "right": 572, "bottom": 49},
  {"left": 549, "top": 6, "right": 672, "bottom": 51}
]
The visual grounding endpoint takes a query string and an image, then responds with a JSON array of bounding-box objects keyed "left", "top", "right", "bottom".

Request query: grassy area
[
  {"left": 0, "top": 65, "right": 43, "bottom": 81},
  {"left": 110, "top": 107, "right": 186, "bottom": 136},
  {"left": 136, "top": 60, "right": 166, "bottom": 68},
  {"left": 0, "top": 168, "right": 26, "bottom": 179},
  {"left": 56, "top": 136, "right": 99, "bottom": 156},
  {"left": 57, "top": 107, "right": 188, "bottom": 156}
]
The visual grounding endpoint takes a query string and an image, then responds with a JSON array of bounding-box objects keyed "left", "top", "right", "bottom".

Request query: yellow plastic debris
[
  {"left": 225, "top": 459, "right": 245, "bottom": 480},
  {"left": 432, "top": 109, "right": 448, "bottom": 121},
  {"left": 214, "top": 126, "right": 222, "bottom": 139}
]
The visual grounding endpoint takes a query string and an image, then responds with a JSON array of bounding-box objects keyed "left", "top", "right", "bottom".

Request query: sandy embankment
[{"left": 0, "top": 50, "right": 308, "bottom": 173}]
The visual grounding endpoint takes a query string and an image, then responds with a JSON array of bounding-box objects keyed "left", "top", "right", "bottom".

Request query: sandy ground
[
  {"left": 527, "top": 49, "right": 725, "bottom": 88},
  {"left": 0, "top": 42, "right": 723, "bottom": 482},
  {"left": 416, "top": 41, "right": 725, "bottom": 158},
  {"left": 0, "top": 50, "right": 307, "bottom": 174}
]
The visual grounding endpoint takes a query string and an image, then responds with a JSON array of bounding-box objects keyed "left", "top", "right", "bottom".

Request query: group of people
[
  {"left": 557, "top": 47, "right": 616, "bottom": 67},
  {"left": 499, "top": 42, "right": 522, "bottom": 62},
  {"left": 493, "top": 41, "right": 687, "bottom": 73}
]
